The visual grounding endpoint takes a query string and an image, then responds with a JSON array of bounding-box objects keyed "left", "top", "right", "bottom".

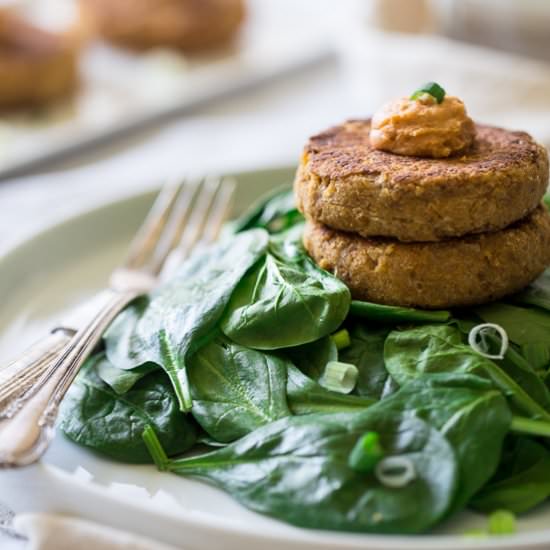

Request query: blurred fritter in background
[{"left": 0, "top": 0, "right": 548, "bottom": 178}]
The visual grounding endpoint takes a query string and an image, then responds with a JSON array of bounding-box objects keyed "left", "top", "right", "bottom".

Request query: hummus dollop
[{"left": 370, "top": 94, "right": 476, "bottom": 158}]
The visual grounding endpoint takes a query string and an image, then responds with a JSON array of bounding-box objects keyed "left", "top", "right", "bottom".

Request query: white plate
[{"left": 0, "top": 166, "right": 550, "bottom": 550}]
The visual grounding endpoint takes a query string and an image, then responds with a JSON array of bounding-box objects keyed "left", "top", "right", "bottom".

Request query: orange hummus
[{"left": 369, "top": 94, "right": 476, "bottom": 158}]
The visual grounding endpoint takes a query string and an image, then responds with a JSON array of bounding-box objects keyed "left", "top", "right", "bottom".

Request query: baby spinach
[
  {"left": 284, "top": 336, "right": 337, "bottom": 382},
  {"left": 475, "top": 302, "right": 550, "bottom": 354},
  {"left": 150, "top": 410, "right": 458, "bottom": 534},
  {"left": 60, "top": 354, "right": 197, "bottom": 463},
  {"left": 370, "top": 374, "right": 511, "bottom": 511},
  {"left": 187, "top": 339, "right": 290, "bottom": 443},
  {"left": 286, "top": 364, "right": 374, "bottom": 415},
  {"left": 96, "top": 354, "right": 157, "bottom": 395},
  {"left": 221, "top": 229, "right": 350, "bottom": 349},
  {"left": 512, "top": 269, "right": 550, "bottom": 312},
  {"left": 384, "top": 325, "right": 550, "bottom": 422},
  {"left": 229, "top": 185, "right": 302, "bottom": 234},
  {"left": 339, "top": 324, "right": 392, "bottom": 399},
  {"left": 471, "top": 437, "right": 550, "bottom": 514},
  {"left": 350, "top": 301, "right": 450, "bottom": 324},
  {"left": 105, "top": 229, "right": 269, "bottom": 411},
  {"left": 498, "top": 344, "right": 550, "bottom": 410}
]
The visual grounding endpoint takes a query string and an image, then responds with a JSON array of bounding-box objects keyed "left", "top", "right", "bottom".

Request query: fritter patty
[
  {"left": 0, "top": 12, "right": 78, "bottom": 108},
  {"left": 295, "top": 120, "right": 549, "bottom": 242},
  {"left": 80, "top": 0, "right": 245, "bottom": 52},
  {"left": 303, "top": 205, "right": 550, "bottom": 309}
]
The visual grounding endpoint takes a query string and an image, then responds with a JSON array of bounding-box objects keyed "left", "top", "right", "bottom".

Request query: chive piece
[
  {"left": 330, "top": 328, "right": 351, "bottom": 350},
  {"left": 488, "top": 510, "right": 516, "bottom": 536},
  {"left": 349, "top": 300, "right": 450, "bottom": 323},
  {"left": 319, "top": 361, "right": 359, "bottom": 394},
  {"left": 142, "top": 425, "right": 169, "bottom": 471},
  {"left": 468, "top": 323, "right": 509, "bottom": 360},
  {"left": 410, "top": 82, "right": 446, "bottom": 103},
  {"left": 348, "top": 432, "right": 384, "bottom": 473},
  {"left": 375, "top": 456, "right": 417, "bottom": 488}
]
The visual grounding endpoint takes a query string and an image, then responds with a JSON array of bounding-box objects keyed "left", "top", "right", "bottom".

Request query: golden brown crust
[
  {"left": 295, "top": 120, "right": 549, "bottom": 242},
  {"left": 80, "top": 0, "right": 245, "bottom": 52},
  {"left": 303, "top": 206, "right": 550, "bottom": 309},
  {"left": 0, "top": 12, "right": 79, "bottom": 108}
]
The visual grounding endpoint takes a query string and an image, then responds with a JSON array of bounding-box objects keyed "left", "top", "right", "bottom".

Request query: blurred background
[{"left": 0, "top": 0, "right": 549, "bottom": 251}]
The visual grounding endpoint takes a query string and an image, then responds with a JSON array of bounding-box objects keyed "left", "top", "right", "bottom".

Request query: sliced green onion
[
  {"left": 319, "top": 361, "right": 358, "bottom": 394},
  {"left": 521, "top": 342, "right": 550, "bottom": 370},
  {"left": 330, "top": 328, "right": 351, "bottom": 350},
  {"left": 410, "top": 82, "right": 446, "bottom": 103},
  {"left": 348, "top": 432, "right": 384, "bottom": 473},
  {"left": 488, "top": 509, "right": 516, "bottom": 536},
  {"left": 350, "top": 300, "right": 450, "bottom": 323},
  {"left": 142, "top": 425, "right": 169, "bottom": 471},
  {"left": 375, "top": 456, "right": 416, "bottom": 488},
  {"left": 468, "top": 323, "right": 509, "bottom": 360}
]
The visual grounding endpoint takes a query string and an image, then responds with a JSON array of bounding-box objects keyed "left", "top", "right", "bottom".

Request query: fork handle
[{"left": 0, "top": 289, "right": 139, "bottom": 468}]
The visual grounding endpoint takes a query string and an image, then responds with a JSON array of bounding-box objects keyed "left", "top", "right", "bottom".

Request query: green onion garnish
[
  {"left": 330, "top": 328, "right": 351, "bottom": 350},
  {"left": 319, "top": 361, "right": 359, "bottom": 394},
  {"left": 348, "top": 432, "right": 384, "bottom": 473},
  {"left": 488, "top": 509, "right": 516, "bottom": 536},
  {"left": 375, "top": 456, "right": 416, "bottom": 488},
  {"left": 410, "top": 82, "right": 446, "bottom": 104}
]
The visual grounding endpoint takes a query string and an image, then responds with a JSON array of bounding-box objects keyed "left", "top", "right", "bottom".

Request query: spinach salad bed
[{"left": 60, "top": 186, "right": 550, "bottom": 535}]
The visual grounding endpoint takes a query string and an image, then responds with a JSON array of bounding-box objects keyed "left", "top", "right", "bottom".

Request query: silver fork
[{"left": 0, "top": 176, "right": 235, "bottom": 468}]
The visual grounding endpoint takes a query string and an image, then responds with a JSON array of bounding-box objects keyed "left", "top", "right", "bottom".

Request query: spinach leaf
[
  {"left": 60, "top": 354, "right": 197, "bottom": 463},
  {"left": 475, "top": 303, "right": 550, "bottom": 354},
  {"left": 384, "top": 325, "right": 550, "bottom": 422},
  {"left": 187, "top": 339, "right": 290, "bottom": 443},
  {"left": 286, "top": 364, "right": 374, "bottom": 415},
  {"left": 228, "top": 185, "right": 302, "bottom": 234},
  {"left": 370, "top": 374, "right": 511, "bottom": 511},
  {"left": 512, "top": 269, "right": 550, "bottom": 312},
  {"left": 158, "top": 411, "right": 458, "bottom": 534},
  {"left": 105, "top": 229, "right": 269, "bottom": 410},
  {"left": 339, "top": 324, "right": 391, "bottom": 399},
  {"left": 350, "top": 301, "right": 450, "bottom": 324},
  {"left": 96, "top": 355, "right": 157, "bottom": 395},
  {"left": 221, "top": 229, "right": 350, "bottom": 350},
  {"left": 498, "top": 344, "right": 550, "bottom": 410},
  {"left": 284, "top": 336, "right": 337, "bottom": 382},
  {"left": 471, "top": 437, "right": 550, "bottom": 514}
]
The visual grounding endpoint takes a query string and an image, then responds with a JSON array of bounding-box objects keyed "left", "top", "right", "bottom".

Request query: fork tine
[
  {"left": 159, "top": 177, "right": 234, "bottom": 281},
  {"left": 123, "top": 181, "right": 182, "bottom": 271},
  {"left": 200, "top": 178, "right": 236, "bottom": 245},
  {"left": 148, "top": 180, "right": 203, "bottom": 275},
  {"left": 175, "top": 176, "right": 223, "bottom": 258}
]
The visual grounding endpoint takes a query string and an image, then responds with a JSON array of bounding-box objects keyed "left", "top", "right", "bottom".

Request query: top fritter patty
[{"left": 295, "top": 120, "right": 549, "bottom": 242}]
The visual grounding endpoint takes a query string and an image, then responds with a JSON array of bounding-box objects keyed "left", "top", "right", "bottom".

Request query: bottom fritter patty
[{"left": 303, "top": 205, "right": 550, "bottom": 309}]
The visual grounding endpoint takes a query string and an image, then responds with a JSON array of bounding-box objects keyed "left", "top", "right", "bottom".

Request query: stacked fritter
[{"left": 294, "top": 120, "right": 550, "bottom": 309}]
